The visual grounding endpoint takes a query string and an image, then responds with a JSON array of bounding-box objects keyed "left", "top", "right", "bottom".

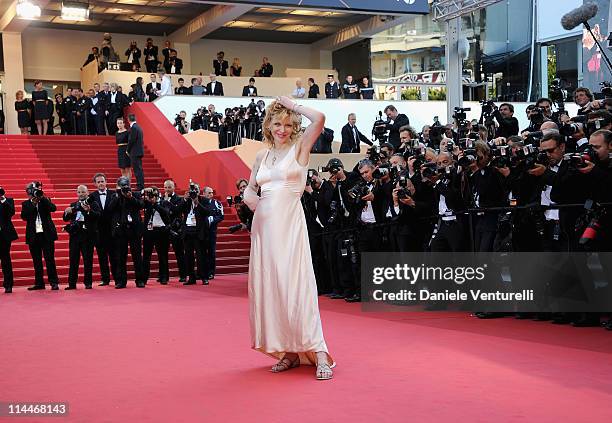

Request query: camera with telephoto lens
[
  {"left": 348, "top": 182, "right": 370, "bottom": 200},
  {"left": 421, "top": 162, "right": 438, "bottom": 179},
  {"left": 372, "top": 165, "right": 390, "bottom": 179},
  {"left": 586, "top": 116, "right": 612, "bottom": 137},
  {"left": 306, "top": 169, "right": 317, "bottom": 186},
  {"left": 560, "top": 122, "right": 581, "bottom": 137},
  {"left": 395, "top": 174, "right": 411, "bottom": 199},
  {"left": 320, "top": 164, "right": 341, "bottom": 175},
  {"left": 480, "top": 100, "right": 495, "bottom": 115},
  {"left": 601, "top": 81, "right": 612, "bottom": 98},
  {"left": 74, "top": 195, "right": 94, "bottom": 212},
  {"left": 367, "top": 145, "right": 382, "bottom": 163},
  {"left": 564, "top": 144, "right": 599, "bottom": 169},
  {"left": 457, "top": 149, "right": 477, "bottom": 168},
  {"left": 26, "top": 181, "right": 44, "bottom": 198},
  {"left": 188, "top": 180, "right": 199, "bottom": 199},
  {"left": 226, "top": 195, "right": 233, "bottom": 206},
  {"left": 490, "top": 146, "right": 511, "bottom": 168},
  {"left": 372, "top": 111, "right": 388, "bottom": 143},
  {"left": 453, "top": 107, "right": 471, "bottom": 137},
  {"left": 529, "top": 107, "right": 546, "bottom": 126}
]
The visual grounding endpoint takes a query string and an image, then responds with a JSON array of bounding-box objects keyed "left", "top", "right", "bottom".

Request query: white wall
[
  {"left": 189, "top": 39, "right": 314, "bottom": 78},
  {"left": 21, "top": 28, "right": 189, "bottom": 82},
  {"left": 154, "top": 96, "right": 578, "bottom": 142}
]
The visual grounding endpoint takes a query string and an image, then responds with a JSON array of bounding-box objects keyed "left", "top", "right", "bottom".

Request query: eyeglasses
[{"left": 239, "top": 185, "right": 247, "bottom": 189}]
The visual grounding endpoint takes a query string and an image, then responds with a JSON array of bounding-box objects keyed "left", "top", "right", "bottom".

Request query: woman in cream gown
[{"left": 243, "top": 96, "right": 335, "bottom": 380}]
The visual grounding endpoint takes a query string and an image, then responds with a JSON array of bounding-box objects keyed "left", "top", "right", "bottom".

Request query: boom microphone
[{"left": 561, "top": 3, "right": 598, "bottom": 30}]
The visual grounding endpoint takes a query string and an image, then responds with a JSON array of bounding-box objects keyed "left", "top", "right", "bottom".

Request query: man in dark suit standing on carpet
[
  {"left": 203, "top": 186, "right": 224, "bottom": 280},
  {"left": 63, "top": 185, "right": 101, "bottom": 290},
  {"left": 163, "top": 179, "right": 187, "bottom": 282},
  {"left": 91, "top": 173, "right": 116, "bottom": 286},
  {"left": 127, "top": 114, "right": 145, "bottom": 191},
  {"left": 107, "top": 177, "right": 145, "bottom": 289},
  {"left": 0, "top": 186, "right": 18, "bottom": 293},
  {"left": 340, "top": 113, "right": 372, "bottom": 153},
  {"left": 21, "top": 182, "right": 60, "bottom": 291},
  {"left": 206, "top": 74, "right": 224, "bottom": 96}
]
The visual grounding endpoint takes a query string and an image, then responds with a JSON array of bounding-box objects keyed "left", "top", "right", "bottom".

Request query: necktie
[{"left": 352, "top": 126, "right": 358, "bottom": 150}]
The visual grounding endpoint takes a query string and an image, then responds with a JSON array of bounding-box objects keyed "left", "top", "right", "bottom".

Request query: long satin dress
[{"left": 245, "top": 143, "right": 334, "bottom": 367}]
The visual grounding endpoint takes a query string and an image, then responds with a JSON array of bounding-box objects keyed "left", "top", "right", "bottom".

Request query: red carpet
[{"left": 1, "top": 276, "right": 612, "bottom": 422}]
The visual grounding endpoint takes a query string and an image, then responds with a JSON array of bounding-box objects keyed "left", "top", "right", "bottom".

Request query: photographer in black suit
[
  {"left": 142, "top": 186, "right": 171, "bottom": 284},
  {"left": 179, "top": 181, "right": 215, "bottom": 285},
  {"left": 20, "top": 182, "right": 60, "bottom": 291},
  {"left": 203, "top": 186, "right": 224, "bottom": 280},
  {"left": 381, "top": 105, "right": 410, "bottom": 150},
  {"left": 163, "top": 179, "right": 187, "bottom": 282},
  {"left": 63, "top": 185, "right": 101, "bottom": 290},
  {"left": 106, "top": 177, "right": 145, "bottom": 289},
  {"left": 340, "top": 113, "right": 372, "bottom": 153},
  {"left": 127, "top": 114, "right": 145, "bottom": 190},
  {"left": 0, "top": 187, "right": 18, "bottom": 293},
  {"left": 90, "top": 173, "right": 116, "bottom": 286}
]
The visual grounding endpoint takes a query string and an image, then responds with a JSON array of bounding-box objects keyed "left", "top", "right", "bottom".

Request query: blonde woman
[
  {"left": 15, "top": 90, "right": 31, "bottom": 135},
  {"left": 230, "top": 58, "right": 242, "bottom": 77},
  {"left": 244, "top": 96, "right": 335, "bottom": 380}
]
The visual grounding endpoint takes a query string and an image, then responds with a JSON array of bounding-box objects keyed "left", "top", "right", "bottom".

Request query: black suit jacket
[
  {"left": 165, "top": 58, "right": 183, "bottom": 74},
  {"left": 20, "top": 197, "right": 58, "bottom": 244},
  {"left": 0, "top": 198, "right": 18, "bottom": 242},
  {"left": 213, "top": 60, "right": 229, "bottom": 76},
  {"left": 143, "top": 200, "right": 172, "bottom": 228},
  {"left": 146, "top": 82, "right": 161, "bottom": 102},
  {"left": 128, "top": 123, "right": 144, "bottom": 157},
  {"left": 242, "top": 86, "right": 258, "bottom": 97},
  {"left": 179, "top": 197, "right": 215, "bottom": 241},
  {"left": 206, "top": 82, "right": 224, "bottom": 96},
  {"left": 90, "top": 190, "right": 116, "bottom": 230},
  {"left": 106, "top": 192, "right": 144, "bottom": 237},
  {"left": 340, "top": 123, "right": 372, "bottom": 153},
  {"left": 62, "top": 200, "right": 101, "bottom": 239},
  {"left": 385, "top": 114, "right": 410, "bottom": 150},
  {"left": 143, "top": 46, "right": 158, "bottom": 63},
  {"left": 164, "top": 193, "right": 185, "bottom": 221},
  {"left": 124, "top": 48, "right": 142, "bottom": 67}
]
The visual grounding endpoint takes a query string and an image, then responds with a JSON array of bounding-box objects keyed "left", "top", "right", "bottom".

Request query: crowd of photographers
[
  {"left": 0, "top": 176, "right": 224, "bottom": 294},
  {"left": 227, "top": 84, "right": 612, "bottom": 330}
]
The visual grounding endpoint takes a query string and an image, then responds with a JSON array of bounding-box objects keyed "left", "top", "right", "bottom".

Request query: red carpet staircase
[{"left": 0, "top": 135, "right": 250, "bottom": 286}]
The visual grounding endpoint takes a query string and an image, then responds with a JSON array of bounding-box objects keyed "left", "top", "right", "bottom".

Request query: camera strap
[{"left": 337, "top": 183, "right": 349, "bottom": 217}]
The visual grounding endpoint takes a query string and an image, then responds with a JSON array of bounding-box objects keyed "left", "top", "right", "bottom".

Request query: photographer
[
  {"left": 302, "top": 169, "right": 331, "bottom": 294},
  {"left": 125, "top": 41, "right": 142, "bottom": 71},
  {"left": 382, "top": 105, "right": 410, "bottom": 150},
  {"left": 175, "top": 110, "right": 189, "bottom": 135},
  {"left": 0, "top": 186, "right": 18, "bottom": 293},
  {"left": 142, "top": 186, "right": 171, "bottom": 285},
  {"left": 343, "top": 159, "right": 387, "bottom": 302},
  {"left": 228, "top": 179, "right": 253, "bottom": 233},
  {"left": 312, "top": 127, "right": 334, "bottom": 154},
  {"left": 427, "top": 152, "right": 470, "bottom": 254},
  {"left": 493, "top": 103, "right": 519, "bottom": 138},
  {"left": 21, "top": 182, "right": 60, "bottom": 291},
  {"left": 191, "top": 107, "right": 205, "bottom": 131},
  {"left": 318, "top": 158, "right": 359, "bottom": 300},
  {"left": 574, "top": 87, "right": 595, "bottom": 115},
  {"left": 63, "top": 185, "right": 101, "bottom": 290},
  {"left": 179, "top": 181, "right": 215, "bottom": 285},
  {"left": 106, "top": 176, "right": 145, "bottom": 289},
  {"left": 469, "top": 141, "right": 510, "bottom": 252},
  {"left": 162, "top": 180, "right": 187, "bottom": 282},
  {"left": 203, "top": 186, "right": 224, "bottom": 280},
  {"left": 205, "top": 105, "right": 222, "bottom": 133}
]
